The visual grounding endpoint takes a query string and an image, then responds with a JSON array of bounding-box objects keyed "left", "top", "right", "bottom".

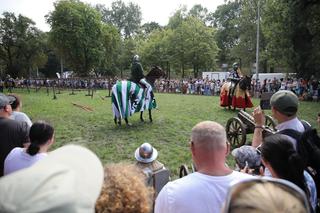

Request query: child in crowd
[{"left": 4, "top": 121, "right": 54, "bottom": 175}]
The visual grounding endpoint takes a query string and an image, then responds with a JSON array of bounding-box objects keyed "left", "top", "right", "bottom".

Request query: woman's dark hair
[
  {"left": 27, "top": 121, "right": 54, "bottom": 156},
  {"left": 261, "top": 134, "right": 309, "bottom": 197},
  {"left": 8, "top": 94, "right": 19, "bottom": 110}
]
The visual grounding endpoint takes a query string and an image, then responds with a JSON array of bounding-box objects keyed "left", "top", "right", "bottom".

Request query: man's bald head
[{"left": 191, "top": 121, "right": 227, "bottom": 150}]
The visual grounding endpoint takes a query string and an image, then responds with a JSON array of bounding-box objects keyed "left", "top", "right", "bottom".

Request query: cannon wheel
[
  {"left": 179, "top": 164, "right": 190, "bottom": 178},
  {"left": 265, "top": 115, "right": 276, "bottom": 131},
  {"left": 226, "top": 117, "right": 246, "bottom": 148}
]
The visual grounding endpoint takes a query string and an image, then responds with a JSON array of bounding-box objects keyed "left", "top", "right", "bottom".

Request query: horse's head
[
  {"left": 239, "top": 75, "right": 252, "bottom": 91},
  {"left": 146, "top": 66, "right": 166, "bottom": 79},
  {"left": 145, "top": 66, "right": 166, "bottom": 86}
]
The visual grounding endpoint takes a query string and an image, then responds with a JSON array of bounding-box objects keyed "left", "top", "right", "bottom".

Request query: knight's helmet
[
  {"left": 133, "top": 55, "right": 140, "bottom": 62},
  {"left": 232, "top": 62, "right": 239, "bottom": 71},
  {"left": 135, "top": 142, "right": 158, "bottom": 163}
]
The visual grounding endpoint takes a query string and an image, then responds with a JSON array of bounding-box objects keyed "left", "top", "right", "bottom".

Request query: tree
[
  {"left": 0, "top": 12, "right": 46, "bottom": 77},
  {"left": 289, "top": 0, "right": 320, "bottom": 78},
  {"left": 47, "top": 0, "right": 105, "bottom": 76},
  {"left": 139, "top": 28, "right": 171, "bottom": 68},
  {"left": 167, "top": 6, "right": 187, "bottom": 30},
  {"left": 180, "top": 17, "right": 219, "bottom": 77},
  {"left": 98, "top": 0, "right": 142, "bottom": 38},
  {"left": 261, "top": 0, "right": 293, "bottom": 72},
  {"left": 189, "top": 4, "right": 209, "bottom": 24},
  {"left": 209, "top": 1, "right": 241, "bottom": 66},
  {"left": 139, "top": 22, "right": 162, "bottom": 38},
  {"left": 96, "top": 24, "right": 121, "bottom": 76}
]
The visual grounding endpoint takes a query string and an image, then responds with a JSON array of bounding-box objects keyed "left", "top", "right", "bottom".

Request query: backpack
[
  {"left": 278, "top": 121, "right": 320, "bottom": 198},
  {"left": 278, "top": 121, "right": 320, "bottom": 171}
]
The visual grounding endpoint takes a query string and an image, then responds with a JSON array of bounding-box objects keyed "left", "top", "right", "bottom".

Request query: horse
[
  {"left": 220, "top": 75, "right": 253, "bottom": 110},
  {"left": 111, "top": 66, "right": 165, "bottom": 125}
]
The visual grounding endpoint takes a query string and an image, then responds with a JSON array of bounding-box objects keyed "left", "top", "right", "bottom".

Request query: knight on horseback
[
  {"left": 228, "top": 62, "right": 243, "bottom": 97},
  {"left": 130, "top": 55, "right": 152, "bottom": 100}
]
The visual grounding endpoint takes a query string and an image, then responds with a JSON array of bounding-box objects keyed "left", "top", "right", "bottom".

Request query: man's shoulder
[
  {"left": 0, "top": 117, "right": 29, "bottom": 132},
  {"left": 228, "top": 170, "right": 253, "bottom": 180},
  {"left": 0, "top": 117, "right": 18, "bottom": 126}
]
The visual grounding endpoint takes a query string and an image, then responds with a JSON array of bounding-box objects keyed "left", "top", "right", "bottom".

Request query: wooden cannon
[{"left": 226, "top": 110, "right": 276, "bottom": 148}]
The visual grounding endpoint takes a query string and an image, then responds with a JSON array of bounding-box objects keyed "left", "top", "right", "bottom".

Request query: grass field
[{"left": 6, "top": 87, "right": 320, "bottom": 178}]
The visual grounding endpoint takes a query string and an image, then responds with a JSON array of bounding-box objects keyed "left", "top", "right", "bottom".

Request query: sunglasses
[{"left": 223, "top": 177, "right": 311, "bottom": 213}]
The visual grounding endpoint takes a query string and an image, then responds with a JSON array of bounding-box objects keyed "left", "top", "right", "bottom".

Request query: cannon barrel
[
  {"left": 238, "top": 110, "right": 274, "bottom": 138},
  {"left": 238, "top": 110, "right": 255, "bottom": 129}
]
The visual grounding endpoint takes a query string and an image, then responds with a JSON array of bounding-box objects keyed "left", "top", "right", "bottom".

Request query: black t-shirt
[{"left": 0, "top": 117, "right": 29, "bottom": 176}]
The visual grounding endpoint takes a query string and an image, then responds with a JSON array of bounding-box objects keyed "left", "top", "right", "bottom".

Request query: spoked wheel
[
  {"left": 226, "top": 117, "right": 246, "bottom": 148},
  {"left": 179, "top": 164, "right": 190, "bottom": 178},
  {"left": 265, "top": 115, "right": 276, "bottom": 131}
]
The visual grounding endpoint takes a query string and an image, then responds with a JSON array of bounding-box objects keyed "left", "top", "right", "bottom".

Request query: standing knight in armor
[{"left": 130, "top": 55, "right": 152, "bottom": 99}]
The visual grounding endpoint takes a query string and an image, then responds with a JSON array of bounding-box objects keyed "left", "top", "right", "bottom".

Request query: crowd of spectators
[
  {"left": 1, "top": 75, "right": 320, "bottom": 101},
  {"left": 0, "top": 87, "right": 319, "bottom": 212},
  {"left": 154, "top": 77, "right": 320, "bottom": 101}
]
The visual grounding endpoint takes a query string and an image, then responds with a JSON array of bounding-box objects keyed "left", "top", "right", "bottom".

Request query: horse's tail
[{"left": 111, "top": 83, "right": 122, "bottom": 119}]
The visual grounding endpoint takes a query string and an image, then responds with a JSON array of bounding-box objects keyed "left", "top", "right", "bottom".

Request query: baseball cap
[
  {"left": 135, "top": 143, "right": 158, "bottom": 163},
  {"left": 270, "top": 90, "right": 299, "bottom": 116},
  {"left": 231, "top": 145, "right": 261, "bottom": 169},
  {"left": 0, "top": 145, "right": 104, "bottom": 213},
  {"left": 0, "top": 93, "right": 15, "bottom": 108}
]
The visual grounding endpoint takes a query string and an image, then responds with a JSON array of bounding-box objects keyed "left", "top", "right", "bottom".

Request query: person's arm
[{"left": 252, "top": 106, "right": 265, "bottom": 147}]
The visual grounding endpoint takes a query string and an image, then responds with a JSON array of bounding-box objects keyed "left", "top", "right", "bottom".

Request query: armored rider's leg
[{"left": 139, "top": 78, "right": 152, "bottom": 100}]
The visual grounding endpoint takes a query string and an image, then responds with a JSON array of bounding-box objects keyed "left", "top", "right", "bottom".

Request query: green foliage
[
  {"left": 47, "top": 0, "right": 122, "bottom": 77},
  {"left": 13, "top": 89, "right": 320, "bottom": 178},
  {"left": 209, "top": 1, "right": 242, "bottom": 64},
  {"left": 289, "top": 0, "right": 320, "bottom": 78},
  {"left": 3, "top": 0, "right": 319, "bottom": 78},
  {"left": 139, "top": 29, "right": 172, "bottom": 68},
  {"left": 139, "top": 22, "right": 162, "bottom": 38},
  {"left": 189, "top": 4, "right": 209, "bottom": 23},
  {"left": 0, "top": 12, "right": 46, "bottom": 78},
  {"left": 261, "top": 0, "right": 293, "bottom": 71},
  {"left": 96, "top": 24, "right": 121, "bottom": 76},
  {"left": 98, "top": 0, "right": 142, "bottom": 38},
  {"left": 167, "top": 16, "right": 219, "bottom": 78}
]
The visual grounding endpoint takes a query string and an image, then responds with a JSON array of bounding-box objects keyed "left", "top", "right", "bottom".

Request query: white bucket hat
[
  {"left": 0, "top": 145, "right": 104, "bottom": 213},
  {"left": 135, "top": 143, "right": 158, "bottom": 163}
]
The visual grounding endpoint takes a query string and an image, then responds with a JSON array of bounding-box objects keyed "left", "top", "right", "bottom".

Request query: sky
[{"left": 0, "top": 0, "right": 226, "bottom": 32}]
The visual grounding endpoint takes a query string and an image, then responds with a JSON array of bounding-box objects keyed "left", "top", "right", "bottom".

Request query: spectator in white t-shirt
[
  {"left": 4, "top": 121, "right": 54, "bottom": 175},
  {"left": 8, "top": 94, "right": 32, "bottom": 127},
  {"left": 155, "top": 121, "right": 252, "bottom": 213}
]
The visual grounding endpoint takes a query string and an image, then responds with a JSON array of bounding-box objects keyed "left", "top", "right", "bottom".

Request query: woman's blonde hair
[
  {"left": 95, "top": 163, "right": 154, "bottom": 213},
  {"left": 226, "top": 182, "right": 308, "bottom": 213}
]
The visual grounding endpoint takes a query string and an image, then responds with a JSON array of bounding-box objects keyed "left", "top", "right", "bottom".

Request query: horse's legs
[
  {"left": 125, "top": 118, "right": 131, "bottom": 126},
  {"left": 140, "top": 111, "right": 144, "bottom": 122},
  {"left": 149, "top": 109, "right": 152, "bottom": 123}
]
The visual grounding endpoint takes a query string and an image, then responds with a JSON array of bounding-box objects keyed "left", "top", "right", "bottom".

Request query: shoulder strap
[
  {"left": 300, "top": 120, "right": 312, "bottom": 131},
  {"left": 278, "top": 129, "right": 302, "bottom": 140}
]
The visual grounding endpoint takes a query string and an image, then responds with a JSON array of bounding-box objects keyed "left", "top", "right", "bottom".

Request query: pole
[
  {"left": 60, "top": 57, "right": 63, "bottom": 77},
  {"left": 255, "top": 0, "right": 260, "bottom": 94}
]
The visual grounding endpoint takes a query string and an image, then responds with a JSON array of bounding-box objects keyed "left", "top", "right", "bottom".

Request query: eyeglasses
[{"left": 223, "top": 177, "right": 311, "bottom": 213}]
